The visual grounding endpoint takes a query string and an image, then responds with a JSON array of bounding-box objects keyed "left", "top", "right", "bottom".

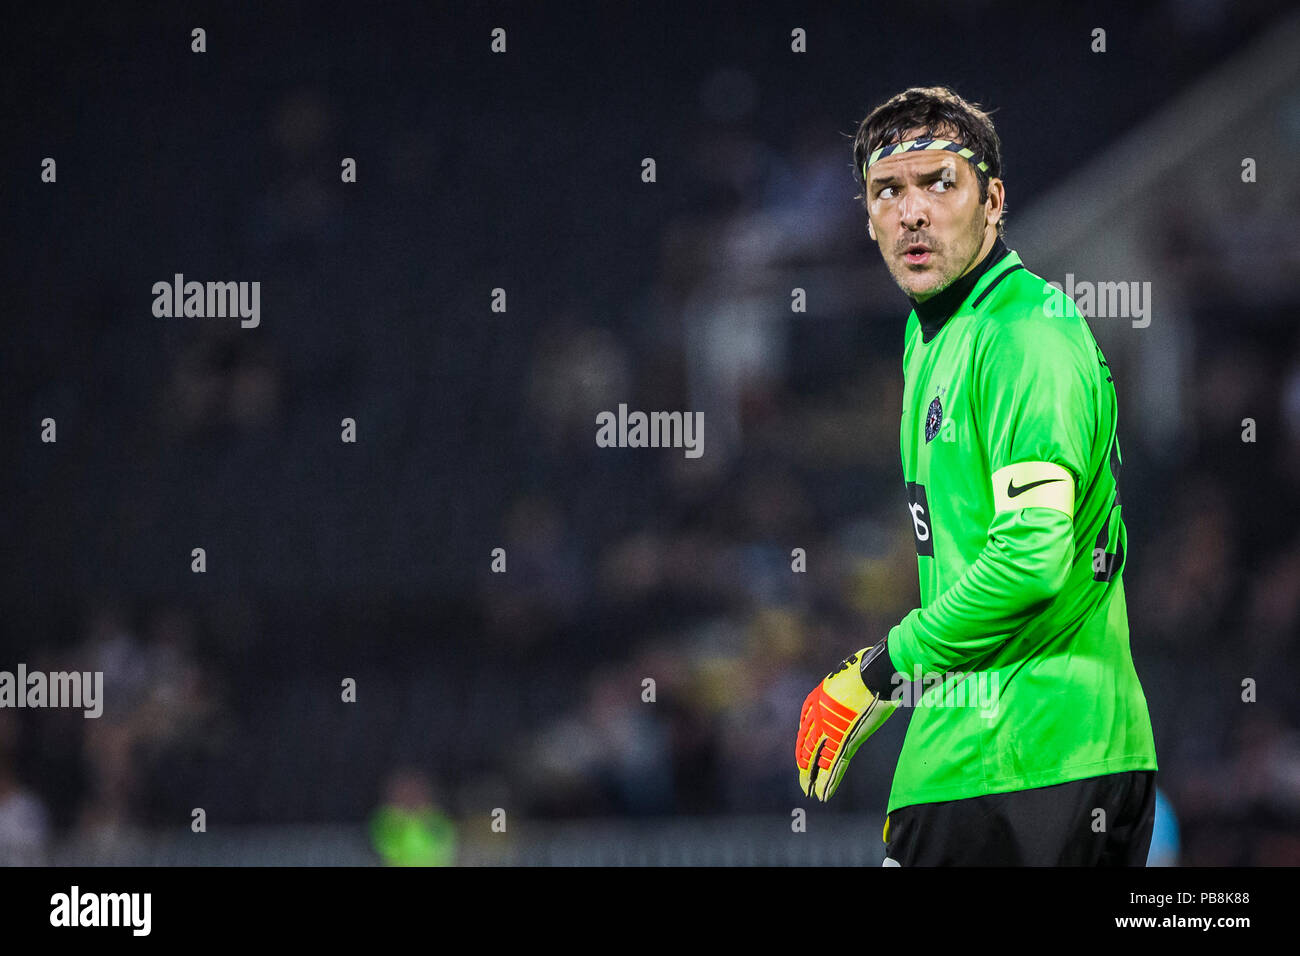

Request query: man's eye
[
  {"left": 934, "top": 178, "right": 955, "bottom": 191},
  {"left": 879, "top": 187, "right": 895, "bottom": 199}
]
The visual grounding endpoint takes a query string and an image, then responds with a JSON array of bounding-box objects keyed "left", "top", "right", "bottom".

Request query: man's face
[{"left": 865, "top": 133, "right": 1002, "bottom": 301}]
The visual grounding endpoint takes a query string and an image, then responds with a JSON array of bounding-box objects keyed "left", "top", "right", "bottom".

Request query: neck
[{"left": 909, "top": 234, "right": 1009, "bottom": 341}]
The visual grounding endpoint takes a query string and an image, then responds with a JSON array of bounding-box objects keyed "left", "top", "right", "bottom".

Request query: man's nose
[{"left": 900, "top": 189, "right": 929, "bottom": 230}]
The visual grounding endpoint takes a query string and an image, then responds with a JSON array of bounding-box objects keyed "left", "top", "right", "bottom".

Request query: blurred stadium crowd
[{"left": 3, "top": 0, "right": 1298, "bottom": 865}]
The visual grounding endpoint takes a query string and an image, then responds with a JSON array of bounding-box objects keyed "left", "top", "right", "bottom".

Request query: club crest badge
[{"left": 924, "top": 392, "right": 944, "bottom": 443}]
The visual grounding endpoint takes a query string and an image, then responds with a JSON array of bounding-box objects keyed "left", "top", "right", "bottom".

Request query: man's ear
[
  {"left": 985, "top": 178, "right": 1005, "bottom": 227},
  {"left": 867, "top": 218, "right": 875, "bottom": 241}
]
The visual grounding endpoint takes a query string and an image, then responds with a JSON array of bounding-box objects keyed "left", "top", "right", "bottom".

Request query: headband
[{"left": 863, "top": 138, "right": 991, "bottom": 181}]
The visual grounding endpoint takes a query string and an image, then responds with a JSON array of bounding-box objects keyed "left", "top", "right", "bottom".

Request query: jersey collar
[{"left": 909, "top": 237, "right": 1015, "bottom": 342}]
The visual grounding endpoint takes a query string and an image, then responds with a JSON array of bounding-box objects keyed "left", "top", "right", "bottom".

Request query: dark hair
[{"left": 851, "top": 86, "right": 1006, "bottom": 237}]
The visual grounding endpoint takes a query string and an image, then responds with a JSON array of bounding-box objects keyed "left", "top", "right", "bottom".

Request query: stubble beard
[{"left": 894, "top": 204, "right": 989, "bottom": 302}]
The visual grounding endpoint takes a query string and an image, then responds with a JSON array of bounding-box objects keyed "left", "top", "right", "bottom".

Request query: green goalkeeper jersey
[{"left": 884, "top": 239, "right": 1158, "bottom": 814}]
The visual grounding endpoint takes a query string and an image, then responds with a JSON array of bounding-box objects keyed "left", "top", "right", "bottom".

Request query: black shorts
[{"left": 882, "top": 770, "right": 1157, "bottom": 866}]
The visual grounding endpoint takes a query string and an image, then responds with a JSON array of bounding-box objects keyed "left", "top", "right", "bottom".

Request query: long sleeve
[{"left": 887, "top": 311, "right": 1095, "bottom": 679}]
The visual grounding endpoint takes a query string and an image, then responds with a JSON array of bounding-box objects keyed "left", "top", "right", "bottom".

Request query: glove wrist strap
[{"left": 859, "top": 639, "right": 898, "bottom": 700}]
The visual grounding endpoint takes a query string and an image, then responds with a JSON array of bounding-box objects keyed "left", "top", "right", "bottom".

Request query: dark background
[{"left": 2, "top": 0, "right": 1298, "bottom": 864}]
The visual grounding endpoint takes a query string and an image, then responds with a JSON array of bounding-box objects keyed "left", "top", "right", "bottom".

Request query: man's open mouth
[{"left": 904, "top": 245, "right": 932, "bottom": 264}]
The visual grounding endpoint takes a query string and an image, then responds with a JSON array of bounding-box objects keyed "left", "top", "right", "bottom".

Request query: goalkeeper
[{"left": 795, "top": 87, "right": 1158, "bottom": 865}]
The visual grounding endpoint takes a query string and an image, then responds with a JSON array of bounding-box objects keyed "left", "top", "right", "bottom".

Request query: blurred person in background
[
  {"left": 370, "top": 767, "right": 457, "bottom": 867},
  {"left": 0, "top": 713, "right": 50, "bottom": 866}
]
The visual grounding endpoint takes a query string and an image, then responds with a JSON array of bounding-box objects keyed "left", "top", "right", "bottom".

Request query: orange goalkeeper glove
[{"left": 796, "top": 644, "right": 900, "bottom": 802}]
